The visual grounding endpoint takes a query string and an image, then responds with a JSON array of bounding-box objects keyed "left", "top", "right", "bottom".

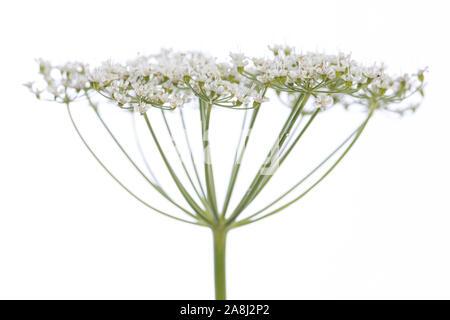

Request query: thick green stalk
[{"left": 212, "top": 227, "right": 228, "bottom": 300}]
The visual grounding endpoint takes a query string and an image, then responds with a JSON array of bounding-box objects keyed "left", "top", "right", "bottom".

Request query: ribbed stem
[{"left": 212, "top": 227, "right": 228, "bottom": 300}]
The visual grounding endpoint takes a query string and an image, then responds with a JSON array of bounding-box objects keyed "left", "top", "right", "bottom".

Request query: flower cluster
[
  {"left": 25, "top": 59, "right": 88, "bottom": 103},
  {"left": 27, "top": 46, "right": 426, "bottom": 115},
  {"left": 238, "top": 46, "right": 426, "bottom": 114}
]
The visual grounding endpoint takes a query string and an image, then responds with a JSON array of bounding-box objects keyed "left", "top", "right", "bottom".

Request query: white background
[{"left": 0, "top": 0, "right": 449, "bottom": 299}]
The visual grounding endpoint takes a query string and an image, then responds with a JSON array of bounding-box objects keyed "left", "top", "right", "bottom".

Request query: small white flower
[
  {"left": 230, "top": 53, "right": 248, "bottom": 68},
  {"left": 314, "top": 94, "right": 333, "bottom": 110},
  {"left": 113, "top": 92, "right": 130, "bottom": 105},
  {"left": 37, "top": 58, "right": 52, "bottom": 76},
  {"left": 135, "top": 101, "right": 150, "bottom": 114},
  {"left": 268, "top": 45, "right": 283, "bottom": 55}
]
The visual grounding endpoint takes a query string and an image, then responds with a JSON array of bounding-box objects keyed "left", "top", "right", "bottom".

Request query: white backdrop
[{"left": 0, "top": 0, "right": 449, "bottom": 299}]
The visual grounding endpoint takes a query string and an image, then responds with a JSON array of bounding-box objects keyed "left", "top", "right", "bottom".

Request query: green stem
[
  {"left": 200, "top": 100, "right": 219, "bottom": 220},
  {"left": 179, "top": 108, "right": 208, "bottom": 200},
  {"left": 143, "top": 113, "right": 210, "bottom": 224},
  {"left": 212, "top": 227, "right": 228, "bottom": 300},
  {"left": 233, "top": 104, "right": 376, "bottom": 227},
  {"left": 161, "top": 110, "right": 205, "bottom": 204},
  {"left": 221, "top": 107, "right": 260, "bottom": 216},
  {"left": 66, "top": 103, "right": 202, "bottom": 226},
  {"left": 235, "top": 121, "right": 365, "bottom": 226},
  {"left": 226, "top": 93, "right": 310, "bottom": 226},
  {"left": 88, "top": 102, "right": 195, "bottom": 218},
  {"left": 242, "top": 108, "right": 320, "bottom": 209}
]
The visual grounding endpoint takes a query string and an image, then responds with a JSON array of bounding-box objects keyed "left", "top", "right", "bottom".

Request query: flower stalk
[{"left": 212, "top": 226, "right": 228, "bottom": 300}]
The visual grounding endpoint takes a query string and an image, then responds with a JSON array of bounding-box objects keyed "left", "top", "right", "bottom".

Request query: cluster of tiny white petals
[
  {"left": 236, "top": 45, "right": 425, "bottom": 113},
  {"left": 28, "top": 46, "right": 426, "bottom": 115},
  {"left": 26, "top": 59, "right": 88, "bottom": 103},
  {"left": 314, "top": 94, "right": 334, "bottom": 110},
  {"left": 229, "top": 53, "right": 248, "bottom": 68}
]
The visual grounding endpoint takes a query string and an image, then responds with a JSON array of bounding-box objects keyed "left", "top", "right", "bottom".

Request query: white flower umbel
[{"left": 28, "top": 46, "right": 426, "bottom": 300}]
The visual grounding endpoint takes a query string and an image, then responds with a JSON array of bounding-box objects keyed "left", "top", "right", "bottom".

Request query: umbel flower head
[
  {"left": 27, "top": 45, "right": 426, "bottom": 300},
  {"left": 27, "top": 46, "right": 425, "bottom": 114}
]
